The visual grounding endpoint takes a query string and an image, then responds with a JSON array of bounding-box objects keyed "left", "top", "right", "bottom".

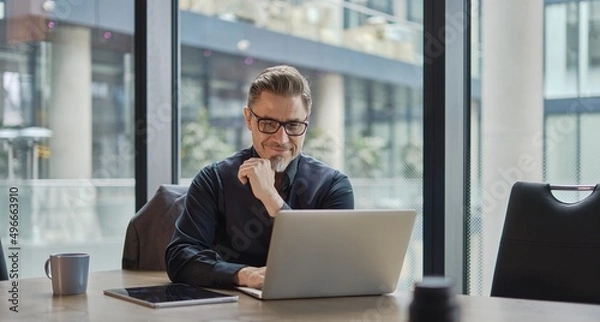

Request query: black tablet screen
[{"left": 111, "top": 283, "right": 233, "bottom": 304}]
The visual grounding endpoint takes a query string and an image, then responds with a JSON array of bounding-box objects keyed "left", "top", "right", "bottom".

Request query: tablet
[{"left": 103, "top": 283, "right": 238, "bottom": 308}]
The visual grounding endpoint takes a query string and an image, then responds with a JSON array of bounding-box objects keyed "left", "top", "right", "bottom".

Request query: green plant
[
  {"left": 303, "top": 127, "right": 337, "bottom": 165},
  {"left": 346, "top": 135, "right": 386, "bottom": 178},
  {"left": 180, "top": 109, "right": 235, "bottom": 178}
]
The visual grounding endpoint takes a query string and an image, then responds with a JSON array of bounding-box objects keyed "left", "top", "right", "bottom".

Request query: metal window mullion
[
  {"left": 134, "top": 0, "right": 175, "bottom": 210},
  {"left": 445, "top": 0, "right": 470, "bottom": 293},
  {"left": 423, "top": 0, "right": 446, "bottom": 277}
]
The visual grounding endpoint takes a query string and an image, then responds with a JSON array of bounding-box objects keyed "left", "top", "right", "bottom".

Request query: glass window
[
  {"left": 580, "top": 113, "right": 600, "bottom": 182},
  {"left": 581, "top": 0, "right": 600, "bottom": 95},
  {"left": 179, "top": 0, "right": 424, "bottom": 291},
  {"left": 468, "top": 0, "right": 600, "bottom": 296},
  {"left": 0, "top": 1, "right": 135, "bottom": 277},
  {"left": 589, "top": 1, "right": 600, "bottom": 66},
  {"left": 544, "top": 114, "right": 578, "bottom": 183},
  {"left": 566, "top": 2, "right": 579, "bottom": 71},
  {"left": 546, "top": 0, "right": 600, "bottom": 98},
  {"left": 545, "top": 2, "right": 579, "bottom": 98}
]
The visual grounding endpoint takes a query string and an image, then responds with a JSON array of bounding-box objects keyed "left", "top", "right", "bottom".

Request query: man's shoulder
[
  {"left": 212, "top": 148, "right": 252, "bottom": 173},
  {"left": 194, "top": 148, "right": 251, "bottom": 178},
  {"left": 297, "top": 153, "right": 346, "bottom": 178},
  {"left": 216, "top": 147, "right": 252, "bottom": 168},
  {"left": 297, "top": 153, "right": 327, "bottom": 167}
]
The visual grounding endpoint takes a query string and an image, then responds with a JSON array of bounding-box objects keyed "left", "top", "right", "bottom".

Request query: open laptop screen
[{"left": 238, "top": 209, "right": 417, "bottom": 300}]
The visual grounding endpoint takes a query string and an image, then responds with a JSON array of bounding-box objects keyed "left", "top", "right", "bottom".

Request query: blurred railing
[
  {"left": 349, "top": 177, "right": 424, "bottom": 290},
  {"left": 0, "top": 177, "right": 422, "bottom": 243},
  {"left": 0, "top": 179, "right": 135, "bottom": 277},
  {"left": 0, "top": 177, "right": 423, "bottom": 282},
  {"left": 0, "top": 179, "right": 135, "bottom": 244},
  {"left": 180, "top": 0, "right": 423, "bottom": 64},
  {"left": 351, "top": 177, "right": 422, "bottom": 210}
]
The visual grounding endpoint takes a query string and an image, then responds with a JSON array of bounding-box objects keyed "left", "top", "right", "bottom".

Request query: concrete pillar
[
  {"left": 480, "top": 0, "right": 544, "bottom": 294},
  {"left": 312, "top": 73, "right": 344, "bottom": 169},
  {"left": 47, "top": 25, "right": 92, "bottom": 179}
]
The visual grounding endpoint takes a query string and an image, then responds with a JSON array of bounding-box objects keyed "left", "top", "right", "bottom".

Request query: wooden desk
[{"left": 1, "top": 270, "right": 600, "bottom": 321}]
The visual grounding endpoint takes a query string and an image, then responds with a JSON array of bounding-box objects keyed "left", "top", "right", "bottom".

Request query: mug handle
[{"left": 44, "top": 258, "right": 52, "bottom": 279}]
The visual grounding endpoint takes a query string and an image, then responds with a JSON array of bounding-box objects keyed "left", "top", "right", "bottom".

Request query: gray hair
[{"left": 247, "top": 65, "right": 312, "bottom": 115}]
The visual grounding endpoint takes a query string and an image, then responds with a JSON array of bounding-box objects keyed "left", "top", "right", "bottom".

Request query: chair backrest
[
  {"left": 122, "top": 184, "right": 188, "bottom": 270},
  {"left": 491, "top": 181, "right": 600, "bottom": 304},
  {"left": 0, "top": 239, "right": 7, "bottom": 281}
]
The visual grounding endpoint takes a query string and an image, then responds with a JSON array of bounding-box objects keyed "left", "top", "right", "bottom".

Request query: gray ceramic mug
[{"left": 44, "top": 253, "right": 90, "bottom": 295}]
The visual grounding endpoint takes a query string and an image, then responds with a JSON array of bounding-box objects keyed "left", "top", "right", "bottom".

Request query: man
[{"left": 165, "top": 65, "right": 354, "bottom": 289}]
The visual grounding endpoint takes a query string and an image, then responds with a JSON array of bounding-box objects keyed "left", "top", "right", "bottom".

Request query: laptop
[{"left": 236, "top": 209, "right": 417, "bottom": 300}]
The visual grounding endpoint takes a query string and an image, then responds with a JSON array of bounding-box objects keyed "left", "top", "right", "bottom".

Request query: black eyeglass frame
[{"left": 247, "top": 107, "right": 309, "bottom": 136}]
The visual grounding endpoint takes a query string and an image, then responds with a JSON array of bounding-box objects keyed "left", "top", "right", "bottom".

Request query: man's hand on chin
[{"left": 237, "top": 157, "right": 284, "bottom": 217}]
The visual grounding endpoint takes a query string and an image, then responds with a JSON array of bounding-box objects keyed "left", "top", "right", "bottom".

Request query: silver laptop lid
[{"left": 259, "top": 209, "right": 416, "bottom": 300}]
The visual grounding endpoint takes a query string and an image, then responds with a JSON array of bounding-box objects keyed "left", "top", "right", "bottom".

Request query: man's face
[{"left": 244, "top": 91, "right": 308, "bottom": 172}]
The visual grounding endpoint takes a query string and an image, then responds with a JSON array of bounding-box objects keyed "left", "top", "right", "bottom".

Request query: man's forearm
[
  {"left": 260, "top": 191, "right": 285, "bottom": 217},
  {"left": 166, "top": 246, "right": 245, "bottom": 288}
]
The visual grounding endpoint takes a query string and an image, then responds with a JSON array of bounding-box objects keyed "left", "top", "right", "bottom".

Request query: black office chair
[
  {"left": 491, "top": 181, "right": 600, "bottom": 304},
  {"left": 122, "top": 184, "right": 188, "bottom": 270},
  {"left": 0, "top": 239, "right": 8, "bottom": 280}
]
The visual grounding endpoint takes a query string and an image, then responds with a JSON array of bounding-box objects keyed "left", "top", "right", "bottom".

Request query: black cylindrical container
[{"left": 409, "top": 276, "right": 459, "bottom": 322}]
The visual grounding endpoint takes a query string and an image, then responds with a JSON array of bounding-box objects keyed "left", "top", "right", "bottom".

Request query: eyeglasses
[{"left": 248, "top": 107, "right": 309, "bottom": 136}]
